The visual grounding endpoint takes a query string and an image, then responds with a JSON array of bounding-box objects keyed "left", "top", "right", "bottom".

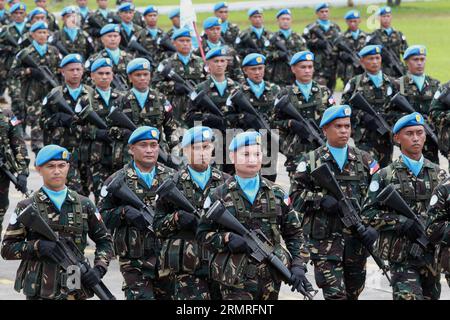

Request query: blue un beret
[
  {"left": 276, "top": 9, "right": 291, "bottom": 19},
  {"left": 181, "top": 126, "right": 214, "bottom": 148},
  {"left": 393, "top": 112, "right": 425, "bottom": 134},
  {"left": 319, "top": 105, "right": 352, "bottom": 128},
  {"left": 344, "top": 10, "right": 360, "bottom": 20},
  {"left": 100, "top": 23, "right": 120, "bottom": 36},
  {"left": 358, "top": 45, "right": 382, "bottom": 58},
  {"left": 315, "top": 2, "right": 329, "bottom": 12},
  {"left": 61, "top": 6, "right": 78, "bottom": 17},
  {"left": 403, "top": 45, "right": 426, "bottom": 60},
  {"left": 143, "top": 5, "right": 158, "bottom": 16},
  {"left": 35, "top": 144, "right": 71, "bottom": 166},
  {"left": 9, "top": 3, "right": 26, "bottom": 14},
  {"left": 168, "top": 8, "right": 180, "bottom": 19},
  {"left": 30, "top": 21, "right": 48, "bottom": 32},
  {"left": 247, "top": 7, "right": 263, "bottom": 17},
  {"left": 205, "top": 46, "right": 227, "bottom": 60},
  {"left": 59, "top": 53, "right": 83, "bottom": 68},
  {"left": 290, "top": 51, "right": 315, "bottom": 66},
  {"left": 203, "top": 17, "right": 222, "bottom": 29},
  {"left": 126, "top": 57, "right": 151, "bottom": 74},
  {"left": 213, "top": 2, "right": 227, "bottom": 12},
  {"left": 117, "top": 2, "right": 135, "bottom": 12},
  {"left": 91, "top": 57, "right": 113, "bottom": 72},
  {"left": 378, "top": 6, "right": 392, "bottom": 16},
  {"left": 128, "top": 126, "right": 160, "bottom": 144},
  {"left": 229, "top": 131, "right": 262, "bottom": 152},
  {"left": 242, "top": 53, "right": 266, "bottom": 67},
  {"left": 28, "top": 7, "right": 46, "bottom": 19},
  {"left": 171, "top": 27, "right": 191, "bottom": 40}
]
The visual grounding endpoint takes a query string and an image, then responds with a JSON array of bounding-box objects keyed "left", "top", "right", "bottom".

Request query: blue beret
[
  {"left": 10, "top": 3, "right": 26, "bottom": 14},
  {"left": 276, "top": 9, "right": 291, "bottom": 19},
  {"left": 319, "top": 105, "right": 352, "bottom": 128},
  {"left": 128, "top": 126, "right": 160, "bottom": 144},
  {"left": 28, "top": 7, "right": 46, "bottom": 19},
  {"left": 143, "top": 5, "right": 158, "bottom": 16},
  {"left": 213, "top": 2, "right": 227, "bottom": 11},
  {"left": 358, "top": 45, "right": 382, "bottom": 57},
  {"left": 242, "top": 53, "right": 266, "bottom": 67},
  {"left": 168, "top": 8, "right": 180, "bottom": 19},
  {"left": 393, "top": 112, "right": 425, "bottom": 134},
  {"left": 229, "top": 131, "right": 262, "bottom": 152},
  {"left": 403, "top": 45, "right": 426, "bottom": 60},
  {"left": 91, "top": 57, "right": 113, "bottom": 72},
  {"left": 290, "top": 51, "right": 315, "bottom": 66},
  {"left": 117, "top": 2, "right": 135, "bottom": 12},
  {"left": 378, "top": 6, "right": 392, "bottom": 16},
  {"left": 61, "top": 6, "right": 78, "bottom": 17},
  {"left": 35, "top": 144, "right": 71, "bottom": 166},
  {"left": 205, "top": 46, "right": 227, "bottom": 60},
  {"left": 171, "top": 27, "right": 191, "bottom": 40},
  {"left": 59, "top": 53, "right": 83, "bottom": 68},
  {"left": 100, "top": 23, "right": 120, "bottom": 36},
  {"left": 203, "top": 17, "right": 222, "bottom": 30},
  {"left": 30, "top": 21, "right": 48, "bottom": 32},
  {"left": 181, "top": 126, "right": 214, "bottom": 148},
  {"left": 247, "top": 7, "right": 263, "bottom": 17},
  {"left": 344, "top": 10, "right": 360, "bottom": 20},
  {"left": 126, "top": 57, "right": 151, "bottom": 74},
  {"left": 315, "top": 2, "right": 329, "bottom": 12}
]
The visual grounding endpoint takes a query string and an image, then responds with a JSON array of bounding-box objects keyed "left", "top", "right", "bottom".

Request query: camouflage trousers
[
  {"left": 172, "top": 274, "right": 210, "bottom": 300},
  {"left": 121, "top": 270, "right": 174, "bottom": 300},
  {"left": 220, "top": 277, "right": 281, "bottom": 300},
  {"left": 0, "top": 177, "right": 10, "bottom": 236},
  {"left": 390, "top": 262, "right": 441, "bottom": 300}
]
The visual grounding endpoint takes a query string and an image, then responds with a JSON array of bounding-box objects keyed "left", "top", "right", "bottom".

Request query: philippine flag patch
[{"left": 369, "top": 160, "right": 380, "bottom": 175}]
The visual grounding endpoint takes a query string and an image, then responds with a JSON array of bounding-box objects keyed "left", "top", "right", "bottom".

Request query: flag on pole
[{"left": 180, "top": 0, "right": 205, "bottom": 61}]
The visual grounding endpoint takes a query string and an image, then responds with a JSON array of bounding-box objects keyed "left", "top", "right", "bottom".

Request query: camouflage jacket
[
  {"left": 0, "top": 24, "right": 29, "bottom": 73},
  {"left": 221, "top": 21, "right": 240, "bottom": 47},
  {"left": 0, "top": 11, "right": 10, "bottom": 26},
  {"left": 45, "top": 11, "right": 59, "bottom": 32},
  {"left": 337, "top": 29, "right": 367, "bottom": 84},
  {"left": 290, "top": 145, "right": 377, "bottom": 261},
  {"left": 235, "top": 27, "right": 274, "bottom": 60},
  {"left": 134, "top": 27, "right": 170, "bottom": 66},
  {"left": 1, "top": 187, "right": 113, "bottom": 299},
  {"left": 396, "top": 73, "right": 440, "bottom": 115},
  {"left": 49, "top": 28, "right": 95, "bottom": 60},
  {"left": 118, "top": 22, "right": 143, "bottom": 49},
  {"left": 429, "top": 81, "right": 450, "bottom": 154},
  {"left": 84, "top": 9, "right": 117, "bottom": 40},
  {"left": 98, "top": 162, "right": 175, "bottom": 278},
  {"left": 153, "top": 165, "right": 230, "bottom": 277}
]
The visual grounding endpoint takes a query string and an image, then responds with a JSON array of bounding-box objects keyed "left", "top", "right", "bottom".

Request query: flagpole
[{"left": 192, "top": 21, "right": 206, "bottom": 63}]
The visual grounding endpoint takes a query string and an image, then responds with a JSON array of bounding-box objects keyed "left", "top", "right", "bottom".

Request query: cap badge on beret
[
  {"left": 344, "top": 107, "right": 351, "bottom": 116},
  {"left": 415, "top": 114, "right": 421, "bottom": 122},
  {"left": 255, "top": 135, "right": 262, "bottom": 144},
  {"left": 256, "top": 56, "right": 263, "bottom": 63},
  {"left": 203, "top": 130, "right": 210, "bottom": 139},
  {"left": 306, "top": 54, "right": 313, "bottom": 60},
  {"left": 62, "top": 150, "right": 69, "bottom": 160},
  {"left": 151, "top": 129, "right": 158, "bottom": 138}
]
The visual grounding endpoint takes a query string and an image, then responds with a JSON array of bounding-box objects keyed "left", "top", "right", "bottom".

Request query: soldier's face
[
  {"left": 77, "top": 0, "right": 88, "bottom": 7},
  {"left": 130, "top": 140, "right": 159, "bottom": 168},
  {"left": 119, "top": 10, "right": 134, "bottom": 24},
  {"left": 91, "top": 66, "right": 113, "bottom": 89},
  {"left": 394, "top": 125, "right": 426, "bottom": 157},
  {"left": 101, "top": 32, "right": 121, "bottom": 49},
  {"left": 37, "top": 161, "right": 70, "bottom": 190},
  {"left": 129, "top": 70, "right": 151, "bottom": 91},
  {"left": 291, "top": 61, "right": 314, "bottom": 83},
  {"left": 215, "top": 8, "right": 228, "bottom": 21},
  {"left": 249, "top": 14, "right": 263, "bottom": 28},
  {"left": 64, "top": 13, "right": 80, "bottom": 28},
  {"left": 346, "top": 18, "right": 360, "bottom": 31},
  {"left": 277, "top": 15, "right": 292, "bottom": 30},
  {"left": 380, "top": 14, "right": 392, "bottom": 28},
  {"left": 231, "top": 145, "right": 262, "bottom": 178},
  {"left": 144, "top": 13, "right": 158, "bottom": 27},
  {"left": 31, "top": 13, "right": 47, "bottom": 23},
  {"left": 406, "top": 55, "right": 426, "bottom": 75},
  {"left": 361, "top": 54, "right": 382, "bottom": 74},
  {"left": 35, "top": 0, "right": 46, "bottom": 8},
  {"left": 323, "top": 117, "right": 352, "bottom": 148},
  {"left": 316, "top": 8, "right": 329, "bottom": 20},
  {"left": 208, "top": 57, "right": 228, "bottom": 76},
  {"left": 174, "top": 37, "right": 192, "bottom": 55},
  {"left": 61, "top": 63, "right": 84, "bottom": 86},
  {"left": 31, "top": 29, "right": 49, "bottom": 44},
  {"left": 172, "top": 16, "right": 180, "bottom": 28},
  {"left": 184, "top": 141, "right": 214, "bottom": 171},
  {"left": 97, "top": 0, "right": 108, "bottom": 9},
  {"left": 12, "top": 10, "right": 26, "bottom": 22},
  {"left": 243, "top": 65, "right": 265, "bottom": 83},
  {"left": 205, "top": 26, "right": 221, "bottom": 42}
]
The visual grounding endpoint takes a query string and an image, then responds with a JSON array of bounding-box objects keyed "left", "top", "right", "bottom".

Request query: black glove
[
  {"left": 315, "top": 39, "right": 328, "bottom": 50},
  {"left": 289, "top": 120, "right": 309, "bottom": 140},
  {"left": 340, "top": 51, "right": 354, "bottom": 63},
  {"left": 359, "top": 226, "right": 379, "bottom": 248},
  {"left": 174, "top": 82, "right": 190, "bottom": 95},
  {"left": 320, "top": 195, "right": 339, "bottom": 214},
  {"left": 290, "top": 265, "right": 314, "bottom": 295},
  {"left": 50, "top": 112, "right": 73, "bottom": 128},
  {"left": 396, "top": 218, "right": 423, "bottom": 242},
  {"left": 177, "top": 210, "right": 198, "bottom": 231},
  {"left": 240, "top": 113, "right": 259, "bottom": 129},
  {"left": 81, "top": 265, "right": 106, "bottom": 288},
  {"left": 122, "top": 128, "right": 132, "bottom": 141},
  {"left": 96, "top": 129, "right": 112, "bottom": 143},
  {"left": 124, "top": 206, "right": 149, "bottom": 231},
  {"left": 227, "top": 233, "right": 250, "bottom": 254},
  {"left": 29, "top": 67, "right": 44, "bottom": 80},
  {"left": 16, "top": 174, "right": 27, "bottom": 193},
  {"left": 203, "top": 114, "right": 225, "bottom": 131},
  {"left": 37, "top": 240, "right": 65, "bottom": 264},
  {"left": 278, "top": 50, "right": 288, "bottom": 60}
]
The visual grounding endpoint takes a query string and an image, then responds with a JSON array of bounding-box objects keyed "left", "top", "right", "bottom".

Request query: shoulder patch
[
  {"left": 369, "top": 180, "right": 379, "bottom": 192},
  {"left": 429, "top": 194, "right": 438, "bottom": 207},
  {"left": 203, "top": 196, "right": 212, "bottom": 209},
  {"left": 297, "top": 161, "right": 307, "bottom": 172}
]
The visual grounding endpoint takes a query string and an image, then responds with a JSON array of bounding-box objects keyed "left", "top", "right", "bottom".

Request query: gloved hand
[
  {"left": 203, "top": 114, "right": 225, "bottom": 131},
  {"left": 81, "top": 265, "right": 106, "bottom": 288},
  {"left": 396, "top": 218, "right": 423, "bottom": 242},
  {"left": 340, "top": 51, "right": 354, "bottom": 63},
  {"left": 96, "top": 129, "right": 112, "bottom": 143},
  {"left": 124, "top": 206, "right": 149, "bottom": 231},
  {"left": 29, "top": 67, "right": 44, "bottom": 80},
  {"left": 289, "top": 265, "right": 315, "bottom": 295},
  {"left": 239, "top": 113, "right": 258, "bottom": 129},
  {"left": 315, "top": 39, "right": 328, "bottom": 50},
  {"left": 289, "top": 120, "right": 310, "bottom": 140},
  {"left": 174, "top": 82, "right": 190, "bottom": 95},
  {"left": 227, "top": 233, "right": 250, "bottom": 254},
  {"left": 320, "top": 195, "right": 339, "bottom": 214},
  {"left": 37, "top": 240, "right": 65, "bottom": 264},
  {"left": 50, "top": 112, "right": 73, "bottom": 128},
  {"left": 122, "top": 128, "right": 132, "bottom": 141},
  {"left": 359, "top": 226, "right": 379, "bottom": 248},
  {"left": 177, "top": 210, "right": 198, "bottom": 231},
  {"left": 16, "top": 174, "right": 27, "bottom": 193},
  {"left": 277, "top": 50, "right": 288, "bottom": 60}
]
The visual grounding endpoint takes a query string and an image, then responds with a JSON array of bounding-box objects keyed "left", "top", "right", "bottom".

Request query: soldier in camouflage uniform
[
  {"left": 213, "top": 2, "right": 239, "bottom": 48},
  {"left": 85, "top": 0, "right": 117, "bottom": 49},
  {"left": 272, "top": 51, "right": 332, "bottom": 185},
  {"left": 98, "top": 126, "right": 175, "bottom": 300},
  {"left": 267, "top": 9, "right": 307, "bottom": 86},
  {"left": 290, "top": 105, "right": 380, "bottom": 300},
  {"left": 361, "top": 112, "right": 447, "bottom": 300},
  {"left": 34, "top": 0, "right": 58, "bottom": 32},
  {"left": 76, "top": 0, "right": 92, "bottom": 29},
  {"left": 197, "top": 131, "right": 312, "bottom": 300},
  {"left": 154, "top": 126, "right": 229, "bottom": 300},
  {"left": 115, "top": 0, "right": 145, "bottom": 28},
  {"left": 8, "top": 21, "right": 61, "bottom": 155},
  {"left": 18, "top": 7, "right": 51, "bottom": 50},
  {"left": 0, "top": 106, "right": 29, "bottom": 235},
  {"left": 0, "top": 0, "right": 11, "bottom": 26},
  {"left": 166, "top": 8, "right": 180, "bottom": 40},
  {"left": 396, "top": 46, "right": 441, "bottom": 164},
  {"left": 1, "top": 144, "right": 114, "bottom": 300},
  {"left": 115, "top": 3, "right": 142, "bottom": 49},
  {"left": 303, "top": 3, "right": 341, "bottom": 91},
  {"left": 341, "top": 45, "right": 398, "bottom": 168}
]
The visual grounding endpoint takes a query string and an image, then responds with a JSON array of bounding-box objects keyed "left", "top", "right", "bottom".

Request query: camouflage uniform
[
  {"left": 49, "top": 28, "right": 95, "bottom": 60},
  {"left": 153, "top": 165, "right": 230, "bottom": 300},
  {"left": 1, "top": 187, "right": 114, "bottom": 300},
  {"left": 221, "top": 21, "right": 240, "bottom": 48},
  {"left": 197, "top": 175, "right": 308, "bottom": 300},
  {"left": 361, "top": 156, "right": 446, "bottom": 300},
  {"left": 266, "top": 30, "right": 307, "bottom": 86},
  {"left": 303, "top": 22, "right": 341, "bottom": 91},
  {"left": 84, "top": 9, "right": 117, "bottom": 50},
  {"left": 235, "top": 27, "right": 273, "bottom": 61},
  {"left": 290, "top": 145, "right": 378, "bottom": 300},
  {"left": 98, "top": 162, "right": 175, "bottom": 300},
  {"left": 337, "top": 29, "right": 366, "bottom": 85},
  {"left": 44, "top": 10, "right": 59, "bottom": 32},
  {"left": 134, "top": 27, "right": 170, "bottom": 67},
  {"left": 118, "top": 22, "right": 143, "bottom": 49},
  {"left": 341, "top": 71, "right": 398, "bottom": 167},
  {"left": 0, "top": 10, "right": 10, "bottom": 26}
]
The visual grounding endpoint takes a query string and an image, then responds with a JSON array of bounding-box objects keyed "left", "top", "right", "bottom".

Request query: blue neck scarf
[
  {"left": 383, "top": 27, "right": 393, "bottom": 36},
  {"left": 121, "top": 22, "right": 134, "bottom": 37},
  {"left": 220, "top": 20, "right": 229, "bottom": 34},
  {"left": 64, "top": 26, "right": 79, "bottom": 43},
  {"left": 14, "top": 21, "right": 26, "bottom": 34},
  {"left": 247, "top": 78, "right": 265, "bottom": 99},
  {"left": 172, "top": 26, "right": 180, "bottom": 34},
  {"left": 327, "top": 142, "right": 348, "bottom": 171},
  {"left": 206, "top": 39, "right": 221, "bottom": 49},
  {"left": 251, "top": 26, "right": 264, "bottom": 39},
  {"left": 99, "top": 8, "right": 108, "bottom": 19},
  {"left": 280, "top": 28, "right": 292, "bottom": 39},
  {"left": 212, "top": 77, "right": 227, "bottom": 96},
  {"left": 32, "top": 40, "right": 47, "bottom": 57},
  {"left": 133, "top": 161, "right": 156, "bottom": 188},
  {"left": 79, "top": 6, "right": 89, "bottom": 18},
  {"left": 177, "top": 53, "right": 191, "bottom": 65},
  {"left": 67, "top": 85, "right": 83, "bottom": 101},
  {"left": 131, "top": 87, "right": 149, "bottom": 109},
  {"left": 42, "top": 186, "right": 68, "bottom": 211},
  {"left": 296, "top": 80, "right": 312, "bottom": 101},
  {"left": 96, "top": 87, "right": 111, "bottom": 106},
  {"left": 317, "top": 19, "right": 331, "bottom": 32},
  {"left": 401, "top": 153, "right": 424, "bottom": 177},
  {"left": 368, "top": 71, "right": 383, "bottom": 88},
  {"left": 351, "top": 29, "right": 360, "bottom": 40},
  {"left": 106, "top": 48, "right": 120, "bottom": 65},
  {"left": 235, "top": 175, "right": 260, "bottom": 204},
  {"left": 412, "top": 74, "right": 426, "bottom": 92},
  {"left": 147, "top": 27, "right": 158, "bottom": 39},
  {"left": 0, "top": 9, "right": 5, "bottom": 17},
  {"left": 188, "top": 165, "right": 211, "bottom": 190}
]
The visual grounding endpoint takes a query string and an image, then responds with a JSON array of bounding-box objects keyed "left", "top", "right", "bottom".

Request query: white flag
[{"left": 179, "top": 0, "right": 199, "bottom": 49}]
